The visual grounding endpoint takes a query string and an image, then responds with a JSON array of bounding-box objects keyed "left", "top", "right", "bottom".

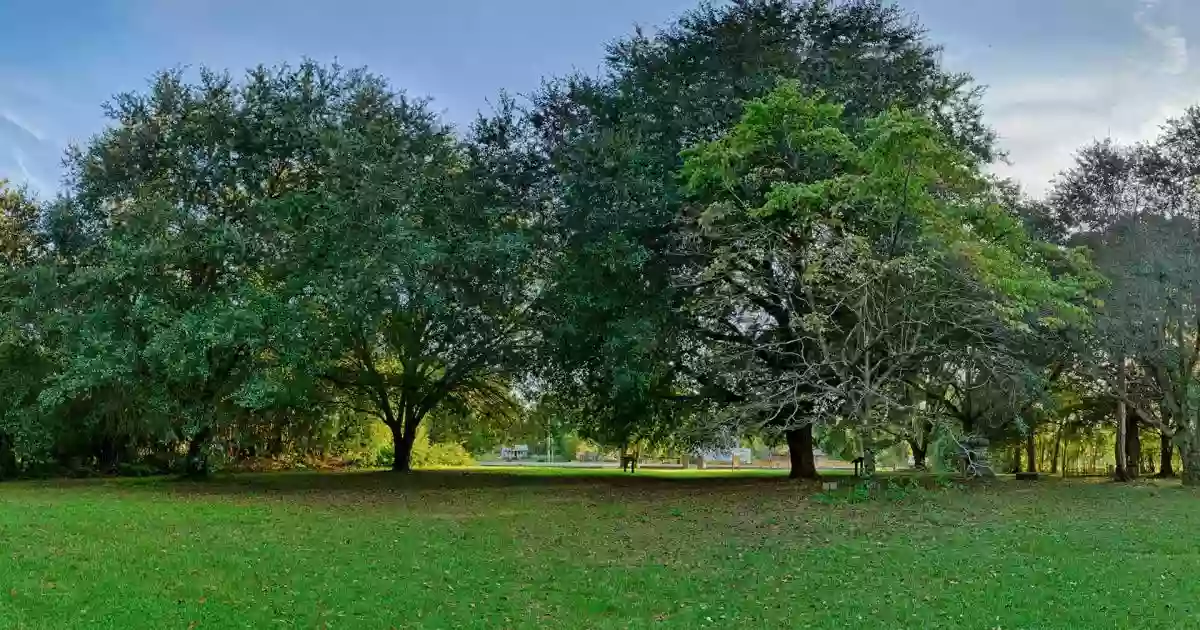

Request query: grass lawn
[{"left": 2, "top": 470, "right": 1198, "bottom": 629}]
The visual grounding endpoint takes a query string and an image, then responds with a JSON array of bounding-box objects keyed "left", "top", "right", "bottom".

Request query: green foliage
[
  {"left": 286, "top": 87, "right": 541, "bottom": 471},
  {"left": 412, "top": 441, "right": 476, "bottom": 469},
  {"left": 375, "top": 424, "right": 476, "bottom": 469},
  {"left": 0, "top": 181, "right": 53, "bottom": 477},
  {"left": 0, "top": 62, "right": 537, "bottom": 477},
  {"left": 532, "top": 0, "right": 993, "bottom": 456},
  {"left": 1051, "top": 109, "right": 1200, "bottom": 484},
  {"left": 677, "top": 83, "right": 1096, "bottom": 473},
  {"left": 0, "top": 0, "right": 1169, "bottom": 491},
  {"left": 30, "top": 64, "right": 406, "bottom": 477}
]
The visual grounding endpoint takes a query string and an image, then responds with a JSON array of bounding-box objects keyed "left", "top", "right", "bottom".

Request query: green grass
[{"left": 1, "top": 470, "right": 1198, "bottom": 629}]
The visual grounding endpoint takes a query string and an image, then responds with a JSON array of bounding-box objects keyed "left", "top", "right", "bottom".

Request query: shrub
[
  {"left": 412, "top": 441, "right": 474, "bottom": 468},
  {"left": 374, "top": 423, "right": 475, "bottom": 469}
]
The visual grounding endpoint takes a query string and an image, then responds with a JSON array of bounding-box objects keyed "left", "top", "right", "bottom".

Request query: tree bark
[
  {"left": 183, "top": 426, "right": 212, "bottom": 479},
  {"left": 908, "top": 439, "right": 927, "bottom": 471},
  {"left": 1182, "top": 438, "right": 1200, "bottom": 487},
  {"left": 786, "top": 425, "right": 818, "bottom": 479},
  {"left": 0, "top": 432, "right": 17, "bottom": 480},
  {"left": 1050, "top": 422, "right": 1063, "bottom": 474},
  {"left": 1114, "top": 359, "right": 1130, "bottom": 482},
  {"left": 391, "top": 424, "right": 417, "bottom": 473},
  {"left": 1157, "top": 432, "right": 1176, "bottom": 478},
  {"left": 1025, "top": 431, "right": 1037, "bottom": 474},
  {"left": 861, "top": 448, "right": 876, "bottom": 478},
  {"left": 1125, "top": 415, "right": 1141, "bottom": 478},
  {"left": 1114, "top": 401, "right": 1129, "bottom": 481}
]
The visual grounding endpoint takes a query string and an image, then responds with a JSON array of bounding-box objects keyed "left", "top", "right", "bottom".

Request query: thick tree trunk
[
  {"left": 1157, "top": 432, "right": 1176, "bottom": 478},
  {"left": 1114, "top": 406, "right": 1130, "bottom": 481},
  {"left": 0, "top": 432, "right": 17, "bottom": 480},
  {"left": 1182, "top": 439, "right": 1200, "bottom": 487},
  {"left": 1025, "top": 432, "right": 1037, "bottom": 474},
  {"left": 391, "top": 425, "right": 417, "bottom": 473},
  {"left": 1114, "top": 361, "right": 1131, "bottom": 482},
  {"left": 786, "top": 425, "right": 818, "bottom": 480},
  {"left": 183, "top": 426, "right": 212, "bottom": 479},
  {"left": 1125, "top": 416, "right": 1141, "bottom": 478}
]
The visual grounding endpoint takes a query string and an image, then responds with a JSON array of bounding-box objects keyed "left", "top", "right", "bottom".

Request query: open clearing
[{"left": 1, "top": 470, "right": 1198, "bottom": 629}]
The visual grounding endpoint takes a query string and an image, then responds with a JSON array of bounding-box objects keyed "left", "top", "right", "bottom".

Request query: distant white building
[{"left": 500, "top": 445, "right": 530, "bottom": 461}]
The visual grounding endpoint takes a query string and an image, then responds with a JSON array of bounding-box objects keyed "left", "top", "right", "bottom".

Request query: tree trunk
[
  {"left": 908, "top": 439, "right": 927, "bottom": 471},
  {"left": 0, "top": 432, "right": 17, "bottom": 480},
  {"left": 183, "top": 426, "right": 212, "bottom": 479},
  {"left": 1114, "top": 402, "right": 1129, "bottom": 481},
  {"left": 391, "top": 425, "right": 417, "bottom": 473},
  {"left": 1050, "top": 422, "right": 1063, "bottom": 474},
  {"left": 1025, "top": 431, "right": 1037, "bottom": 474},
  {"left": 1114, "top": 360, "right": 1130, "bottom": 482},
  {"left": 1181, "top": 438, "right": 1200, "bottom": 487},
  {"left": 861, "top": 449, "right": 877, "bottom": 478},
  {"left": 1125, "top": 415, "right": 1141, "bottom": 478},
  {"left": 786, "top": 425, "right": 818, "bottom": 479},
  {"left": 1157, "top": 432, "right": 1176, "bottom": 478}
]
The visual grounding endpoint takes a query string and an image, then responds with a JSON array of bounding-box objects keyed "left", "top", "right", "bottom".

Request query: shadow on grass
[
  {"left": 11, "top": 466, "right": 985, "bottom": 508},
  {"left": 165, "top": 466, "right": 968, "bottom": 497},
  {"left": 166, "top": 467, "right": 799, "bottom": 496}
]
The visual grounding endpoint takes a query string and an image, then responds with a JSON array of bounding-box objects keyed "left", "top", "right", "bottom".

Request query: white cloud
[
  {"left": 1135, "top": 0, "right": 1188, "bottom": 74},
  {"left": 9, "top": 149, "right": 49, "bottom": 196},
  {"left": 0, "top": 109, "right": 47, "bottom": 143},
  {"left": 988, "top": 75, "right": 1199, "bottom": 195},
  {"left": 984, "top": 0, "right": 1195, "bottom": 196}
]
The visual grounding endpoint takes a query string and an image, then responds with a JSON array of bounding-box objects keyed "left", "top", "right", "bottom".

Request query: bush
[
  {"left": 412, "top": 441, "right": 474, "bottom": 468},
  {"left": 374, "top": 423, "right": 475, "bottom": 469},
  {"left": 555, "top": 433, "right": 582, "bottom": 462}
]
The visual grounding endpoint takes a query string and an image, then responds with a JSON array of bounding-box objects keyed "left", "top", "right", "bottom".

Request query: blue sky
[{"left": 0, "top": 0, "right": 1195, "bottom": 197}]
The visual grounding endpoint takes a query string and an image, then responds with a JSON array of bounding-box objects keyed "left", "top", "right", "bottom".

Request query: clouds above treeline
[
  {"left": 974, "top": 0, "right": 1196, "bottom": 195},
  {"left": 0, "top": 0, "right": 1196, "bottom": 199},
  {"left": 0, "top": 76, "right": 61, "bottom": 195}
]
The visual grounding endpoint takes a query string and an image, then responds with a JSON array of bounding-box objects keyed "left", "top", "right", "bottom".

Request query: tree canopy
[{"left": 0, "top": 0, "right": 1195, "bottom": 488}]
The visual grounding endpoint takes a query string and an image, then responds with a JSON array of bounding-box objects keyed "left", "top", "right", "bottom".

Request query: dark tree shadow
[{"left": 139, "top": 468, "right": 800, "bottom": 503}]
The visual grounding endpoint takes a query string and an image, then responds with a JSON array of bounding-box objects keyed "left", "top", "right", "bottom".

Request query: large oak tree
[{"left": 531, "top": 0, "right": 996, "bottom": 477}]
